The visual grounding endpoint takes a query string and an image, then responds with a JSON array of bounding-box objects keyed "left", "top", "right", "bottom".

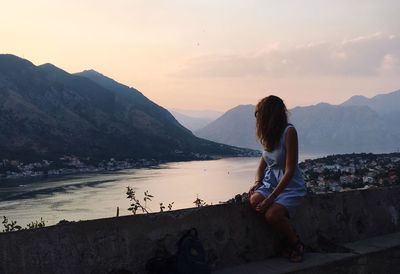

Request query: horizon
[
  {"left": 2, "top": 52, "right": 398, "bottom": 115},
  {"left": 1, "top": 1, "right": 399, "bottom": 112},
  {"left": 1, "top": 2, "right": 400, "bottom": 271}
]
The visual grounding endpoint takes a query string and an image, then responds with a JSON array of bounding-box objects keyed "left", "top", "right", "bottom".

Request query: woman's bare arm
[
  {"left": 255, "top": 156, "right": 267, "bottom": 182},
  {"left": 249, "top": 157, "right": 266, "bottom": 195},
  {"left": 270, "top": 127, "right": 298, "bottom": 198}
]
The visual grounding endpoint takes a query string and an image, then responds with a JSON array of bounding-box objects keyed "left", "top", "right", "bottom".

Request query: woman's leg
[
  {"left": 264, "top": 203, "right": 304, "bottom": 262},
  {"left": 264, "top": 203, "right": 297, "bottom": 244},
  {"left": 249, "top": 192, "right": 265, "bottom": 210}
]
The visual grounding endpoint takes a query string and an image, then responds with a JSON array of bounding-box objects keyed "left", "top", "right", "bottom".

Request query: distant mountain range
[
  {"left": 0, "top": 54, "right": 252, "bottom": 162},
  {"left": 195, "top": 105, "right": 260, "bottom": 150},
  {"left": 341, "top": 90, "right": 400, "bottom": 115},
  {"left": 195, "top": 90, "right": 400, "bottom": 153},
  {"left": 171, "top": 109, "right": 222, "bottom": 120},
  {"left": 169, "top": 109, "right": 222, "bottom": 132},
  {"left": 169, "top": 110, "right": 214, "bottom": 132}
]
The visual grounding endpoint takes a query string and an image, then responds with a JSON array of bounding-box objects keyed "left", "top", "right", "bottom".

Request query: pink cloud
[{"left": 177, "top": 33, "right": 400, "bottom": 78}]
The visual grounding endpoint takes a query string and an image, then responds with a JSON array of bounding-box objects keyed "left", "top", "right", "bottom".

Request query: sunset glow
[{"left": 1, "top": 0, "right": 399, "bottom": 111}]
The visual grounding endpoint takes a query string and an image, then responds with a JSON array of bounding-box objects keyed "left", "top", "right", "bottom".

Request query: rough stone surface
[
  {"left": 1, "top": 186, "right": 400, "bottom": 274},
  {"left": 290, "top": 245, "right": 400, "bottom": 274},
  {"left": 214, "top": 232, "right": 400, "bottom": 274}
]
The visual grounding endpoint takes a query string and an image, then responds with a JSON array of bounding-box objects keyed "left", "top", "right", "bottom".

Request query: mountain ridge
[
  {"left": 341, "top": 89, "right": 400, "bottom": 115},
  {"left": 195, "top": 90, "right": 400, "bottom": 153},
  {"left": 0, "top": 54, "right": 253, "bottom": 162}
]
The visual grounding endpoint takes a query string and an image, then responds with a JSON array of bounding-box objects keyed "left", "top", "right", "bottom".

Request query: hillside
[
  {"left": 0, "top": 54, "right": 251, "bottom": 162},
  {"left": 341, "top": 89, "right": 400, "bottom": 115},
  {"left": 290, "top": 103, "right": 397, "bottom": 153},
  {"left": 194, "top": 92, "right": 400, "bottom": 153},
  {"left": 168, "top": 110, "right": 213, "bottom": 132},
  {"left": 195, "top": 105, "right": 261, "bottom": 150}
]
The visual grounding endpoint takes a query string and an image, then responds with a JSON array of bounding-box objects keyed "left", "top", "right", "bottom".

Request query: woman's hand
[
  {"left": 248, "top": 181, "right": 261, "bottom": 196},
  {"left": 255, "top": 195, "right": 275, "bottom": 213}
]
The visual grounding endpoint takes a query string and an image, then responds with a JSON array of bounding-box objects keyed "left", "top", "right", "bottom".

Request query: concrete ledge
[
  {"left": 1, "top": 186, "right": 400, "bottom": 274},
  {"left": 213, "top": 232, "right": 400, "bottom": 274}
]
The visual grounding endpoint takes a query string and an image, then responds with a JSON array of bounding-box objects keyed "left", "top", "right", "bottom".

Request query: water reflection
[{"left": 0, "top": 155, "right": 319, "bottom": 226}]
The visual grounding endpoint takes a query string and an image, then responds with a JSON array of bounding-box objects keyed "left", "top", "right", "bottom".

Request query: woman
[{"left": 249, "top": 95, "right": 306, "bottom": 262}]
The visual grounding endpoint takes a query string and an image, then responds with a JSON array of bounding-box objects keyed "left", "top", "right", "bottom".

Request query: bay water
[{"left": 0, "top": 155, "right": 320, "bottom": 227}]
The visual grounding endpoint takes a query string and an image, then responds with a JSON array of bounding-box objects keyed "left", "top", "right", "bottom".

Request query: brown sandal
[
  {"left": 279, "top": 238, "right": 292, "bottom": 258},
  {"left": 288, "top": 240, "right": 304, "bottom": 263}
]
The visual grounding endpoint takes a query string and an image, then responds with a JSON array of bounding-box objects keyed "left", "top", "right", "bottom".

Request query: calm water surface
[{"left": 0, "top": 155, "right": 320, "bottom": 226}]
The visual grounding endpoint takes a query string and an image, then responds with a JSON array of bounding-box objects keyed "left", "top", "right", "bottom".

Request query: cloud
[
  {"left": 180, "top": 54, "right": 266, "bottom": 77},
  {"left": 177, "top": 33, "right": 400, "bottom": 78}
]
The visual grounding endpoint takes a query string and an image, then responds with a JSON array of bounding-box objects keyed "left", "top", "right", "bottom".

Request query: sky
[{"left": 1, "top": 0, "right": 399, "bottom": 112}]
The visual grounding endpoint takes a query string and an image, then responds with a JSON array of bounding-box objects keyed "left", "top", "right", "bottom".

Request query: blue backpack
[
  {"left": 176, "top": 228, "right": 210, "bottom": 274},
  {"left": 146, "top": 228, "right": 210, "bottom": 274}
]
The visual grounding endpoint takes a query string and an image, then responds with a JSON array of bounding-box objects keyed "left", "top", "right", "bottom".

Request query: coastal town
[
  {"left": 1, "top": 153, "right": 400, "bottom": 194},
  {"left": 0, "top": 156, "right": 163, "bottom": 180},
  {"left": 0, "top": 151, "right": 252, "bottom": 180},
  {"left": 300, "top": 153, "right": 400, "bottom": 193}
]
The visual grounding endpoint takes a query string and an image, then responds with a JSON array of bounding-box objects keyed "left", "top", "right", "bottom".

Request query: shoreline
[
  {"left": 2, "top": 151, "right": 397, "bottom": 182},
  {"left": 0, "top": 155, "right": 259, "bottom": 182}
]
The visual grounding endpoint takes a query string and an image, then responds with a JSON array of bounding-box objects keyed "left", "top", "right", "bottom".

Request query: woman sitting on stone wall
[{"left": 249, "top": 95, "right": 307, "bottom": 262}]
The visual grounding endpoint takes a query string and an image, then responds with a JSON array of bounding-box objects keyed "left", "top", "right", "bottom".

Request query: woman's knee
[
  {"left": 249, "top": 193, "right": 263, "bottom": 209},
  {"left": 249, "top": 196, "right": 258, "bottom": 209}
]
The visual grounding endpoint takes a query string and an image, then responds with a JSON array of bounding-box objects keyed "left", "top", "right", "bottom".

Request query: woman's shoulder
[
  {"left": 286, "top": 123, "right": 295, "bottom": 129},
  {"left": 283, "top": 123, "right": 297, "bottom": 136},
  {"left": 281, "top": 124, "right": 298, "bottom": 148}
]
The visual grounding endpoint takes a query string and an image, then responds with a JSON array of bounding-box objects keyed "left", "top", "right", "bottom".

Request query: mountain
[
  {"left": 171, "top": 108, "right": 222, "bottom": 120},
  {"left": 290, "top": 103, "right": 397, "bottom": 153},
  {"left": 0, "top": 54, "right": 252, "bottom": 162},
  {"left": 341, "top": 89, "right": 400, "bottom": 128},
  {"left": 195, "top": 105, "right": 262, "bottom": 150},
  {"left": 195, "top": 91, "right": 400, "bottom": 153},
  {"left": 341, "top": 95, "right": 370, "bottom": 106},
  {"left": 169, "top": 110, "right": 214, "bottom": 132},
  {"left": 341, "top": 89, "right": 400, "bottom": 115}
]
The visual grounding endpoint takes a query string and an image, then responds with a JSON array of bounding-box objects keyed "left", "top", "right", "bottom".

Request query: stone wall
[
  {"left": 1, "top": 186, "right": 400, "bottom": 274},
  {"left": 291, "top": 245, "right": 400, "bottom": 274}
]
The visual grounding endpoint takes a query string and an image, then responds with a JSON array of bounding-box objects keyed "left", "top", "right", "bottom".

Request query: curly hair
[{"left": 255, "top": 95, "right": 288, "bottom": 151}]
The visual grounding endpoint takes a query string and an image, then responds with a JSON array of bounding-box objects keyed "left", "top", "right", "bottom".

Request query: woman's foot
[
  {"left": 279, "top": 238, "right": 292, "bottom": 258},
  {"left": 288, "top": 240, "right": 304, "bottom": 263},
  {"left": 281, "top": 245, "right": 292, "bottom": 258}
]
